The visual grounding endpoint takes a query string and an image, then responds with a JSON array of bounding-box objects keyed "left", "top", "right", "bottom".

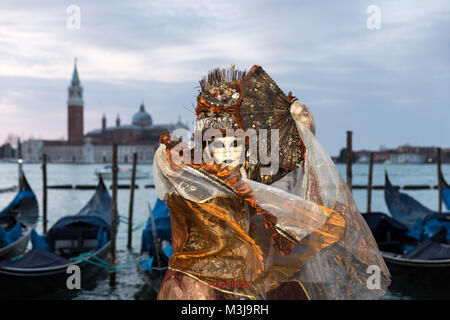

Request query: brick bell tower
[{"left": 67, "top": 58, "right": 84, "bottom": 143}]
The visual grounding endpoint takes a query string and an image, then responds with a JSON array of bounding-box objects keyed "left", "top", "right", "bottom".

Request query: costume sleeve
[{"left": 287, "top": 104, "right": 391, "bottom": 299}]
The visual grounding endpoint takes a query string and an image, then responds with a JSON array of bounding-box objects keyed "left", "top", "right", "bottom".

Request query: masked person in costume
[{"left": 154, "top": 65, "right": 390, "bottom": 300}]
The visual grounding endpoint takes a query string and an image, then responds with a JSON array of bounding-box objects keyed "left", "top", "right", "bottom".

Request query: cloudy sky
[{"left": 0, "top": 0, "right": 448, "bottom": 155}]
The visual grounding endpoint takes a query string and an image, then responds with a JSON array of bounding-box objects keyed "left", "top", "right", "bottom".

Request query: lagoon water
[{"left": 0, "top": 162, "right": 449, "bottom": 300}]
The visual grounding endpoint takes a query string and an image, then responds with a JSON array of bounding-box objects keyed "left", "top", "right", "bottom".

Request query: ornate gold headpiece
[
  {"left": 195, "top": 65, "right": 246, "bottom": 132},
  {"left": 198, "top": 64, "right": 246, "bottom": 108}
]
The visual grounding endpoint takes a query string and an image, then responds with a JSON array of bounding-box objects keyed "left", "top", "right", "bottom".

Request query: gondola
[
  {"left": 363, "top": 211, "right": 450, "bottom": 297},
  {"left": 0, "top": 173, "right": 38, "bottom": 261},
  {"left": 384, "top": 171, "right": 436, "bottom": 228},
  {"left": 439, "top": 169, "right": 450, "bottom": 211},
  {"left": 138, "top": 199, "right": 172, "bottom": 296},
  {"left": 362, "top": 173, "right": 450, "bottom": 297},
  {"left": 0, "top": 176, "right": 113, "bottom": 299}
]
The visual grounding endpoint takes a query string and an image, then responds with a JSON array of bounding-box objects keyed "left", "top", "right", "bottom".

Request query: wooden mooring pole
[
  {"left": 437, "top": 147, "right": 442, "bottom": 213},
  {"left": 366, "top": 152, "right": 374, "bottom": 213},
  {"left": 110, "top": 144, "right": 118, "bottom": 286},
  {"left": 42, "top": 154, "right": 47, "bottom": 234},
  {"left": 127, "top": 153, "right": 137, "bottom": 250},
  {"left": 346, "top": 131, "right": 353, "bottom": 193},
  {"left": 17, "top": 138, "right": 23, "bottom": 189}
]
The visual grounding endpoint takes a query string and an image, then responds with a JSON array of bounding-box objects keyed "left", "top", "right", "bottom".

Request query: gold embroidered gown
[{"left": 153, "top": 114, "right": 391, "bottom": 300}]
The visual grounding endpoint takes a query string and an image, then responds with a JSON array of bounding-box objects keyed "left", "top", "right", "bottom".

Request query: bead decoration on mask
[{"left": 194, "top": 112, "right": 239, "bottom": 132}]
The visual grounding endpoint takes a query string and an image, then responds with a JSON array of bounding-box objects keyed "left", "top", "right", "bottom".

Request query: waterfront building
[{"left": 22, "top": 61, "right": 188, "bottom": 164}]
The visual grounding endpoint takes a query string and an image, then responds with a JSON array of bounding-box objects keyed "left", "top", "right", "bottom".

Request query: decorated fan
[{"left": 239, "top": 65, "right": 305, "bottom": 173}]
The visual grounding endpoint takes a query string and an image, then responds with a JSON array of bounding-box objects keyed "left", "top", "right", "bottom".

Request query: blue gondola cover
[
  {"left": 140, "top": 256, "right": 154, "bottom": 273},
  {"left": 30, "top": 229, "right": 50, "bottom": 251},
  {"left": 0, "top": 173, "right": 39, "bottom": 226},
  {"left": 407, "top": 213, "right": 450, "bottom": 241},
  {"left": 46, "top": 177, "right": 111, "bottom": 249},
  {"left": 0, "top": 223, "right": 22, "bottom": 248},
  {"left": 162, "top": 244, "right": 173, "bottom": 259},
  {"left": 0, "top": 248, "right": 69, "bottom": 268},
  {"left": 0, "top": 191, "right": 35, "bottom": 216},
  {"left": 96, "top": 226, "right": 108, "bottom": 250},
  {"left": 141, "top": 199, "right": 172, "bottom": 256},
  {"left": 443, "top": 188, "right": 450, "bottom": 211}
]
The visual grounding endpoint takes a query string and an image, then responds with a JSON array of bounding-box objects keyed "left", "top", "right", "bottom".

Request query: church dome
[{"left": 132, "top": 103, "right": 152, "bottom": 127}]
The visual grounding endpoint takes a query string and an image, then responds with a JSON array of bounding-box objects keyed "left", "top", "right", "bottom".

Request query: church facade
[{"left": 22, "top": 62, "right": 188, "bottom": 164}]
